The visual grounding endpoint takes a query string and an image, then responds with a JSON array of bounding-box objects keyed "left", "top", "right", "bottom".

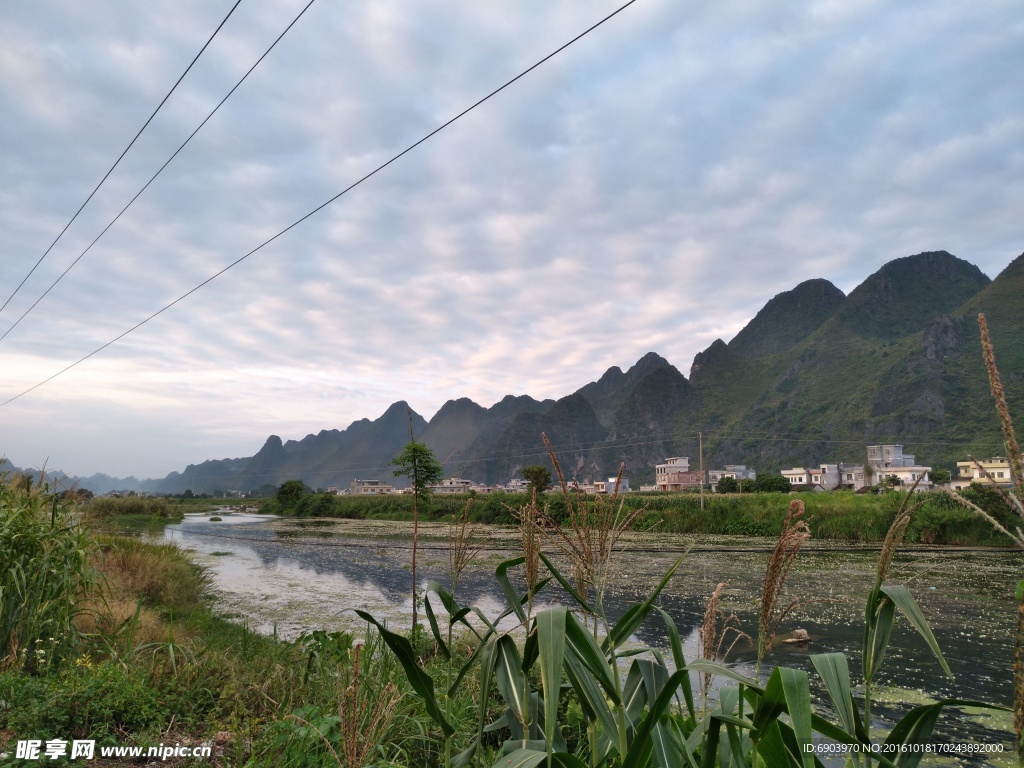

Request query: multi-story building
[
  {"left": 781, "top": 467, "right": 811, "bottom": 488},
  {"left": 350, "top": 479, "right": 395, "bottom": 495},
  {"left": 428, "top": 477, "right": 474, "bottom": 494},
  {"left": 866, "top": 444, "right": 917, "bottom": 469},
  {"left": 837, "top": 463, "right": 868, "bottom": 490},
  {"left": 708, "top": 464, "right": 757, "bottom": 490},
  {"left": 950, "top": 457, "right": 1015, "bottom": 490},
  {"left": 866, "top": 444, "right": 932, "bottom": 490},
  {"left": 655, "top": 457, "right": 704, "bottom": 491}
]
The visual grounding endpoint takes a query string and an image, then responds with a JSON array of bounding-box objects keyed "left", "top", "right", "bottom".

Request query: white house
[
  {"left": 350, "top": 479, "right": 395, "bottom": 495},
  {"left": 781, "top": 467, "right": 812, "bottom": 488},
  {"left": 951, "top": 457, "right": 1015, "bottom": 490},
  {"left": 708, "top": 464, "right": 757, "bottom": 490},
  {"left": 429, "top": 477, "right": 474, "bottom": 494},
  {"left": 867, "top": 444, "right": 931, "bottom": 490}
]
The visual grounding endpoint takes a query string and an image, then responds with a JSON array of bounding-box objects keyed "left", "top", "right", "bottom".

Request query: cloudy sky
[{"left": 1, "top": 0, "right": 1021, "bottom": 479}]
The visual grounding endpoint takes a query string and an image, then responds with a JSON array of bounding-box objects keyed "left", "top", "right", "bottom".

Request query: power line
[
  {"left": 0, "top": 0, "right": 320, "bottom": 344},
  {"left": 0, "top": 0, "right": 641, "bottom": 408},
  {"left": 0, "top": 0, "right": 244, "bottom": 318}
]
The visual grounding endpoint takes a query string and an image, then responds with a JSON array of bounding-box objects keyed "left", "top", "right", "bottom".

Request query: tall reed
[
  {"left": 946, "top": 313, "right": 1024, "bottom": 757},
  {"left": 755, "top": 498, "right": 810, "bottom": 678}
]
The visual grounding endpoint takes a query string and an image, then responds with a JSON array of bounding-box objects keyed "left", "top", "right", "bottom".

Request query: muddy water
[{"left": 161, "top": 512, "right": 1021, "bottom": 759}]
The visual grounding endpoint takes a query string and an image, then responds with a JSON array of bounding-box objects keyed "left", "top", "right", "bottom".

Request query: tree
[
  {"left": 392, "top": 441, "right": 444, "bottom": 630},
  {"left": 930, "top": 468, "right": 951, "bottom": 486},
  {"left": 716, "top": 476, "right": 739, "bottom": 494},
  {"left": 521, "top": 465, "right": 552, "bottom": 501},
  {"left": 276, "top": 479, "right": 309, "bottom": 507},
  {"left": 756, "top": 475, "right": 792, "bottom": 493}
]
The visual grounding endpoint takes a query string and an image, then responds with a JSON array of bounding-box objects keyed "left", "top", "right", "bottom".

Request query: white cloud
[{"left": 0, "top": 0, "right": 1021, "bottom": 477}]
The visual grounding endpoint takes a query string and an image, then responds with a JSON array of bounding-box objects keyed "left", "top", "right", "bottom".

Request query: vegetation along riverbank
[{"left": 256, "top": 482, "right": 1021, "bottom": 548}]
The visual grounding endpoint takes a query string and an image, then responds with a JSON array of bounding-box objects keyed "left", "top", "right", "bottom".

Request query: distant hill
[{"left": 34, "top": 248, "right": 1021, "bottom": 495}]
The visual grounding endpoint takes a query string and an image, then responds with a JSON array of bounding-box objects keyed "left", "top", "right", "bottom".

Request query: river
[{"left": 159, "top": 511, "right": 1020, "bottom": 761}]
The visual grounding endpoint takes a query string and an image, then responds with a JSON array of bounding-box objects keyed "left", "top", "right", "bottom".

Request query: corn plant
[{"left": 0, "top": 473, "right": 96, "bottom": 671}]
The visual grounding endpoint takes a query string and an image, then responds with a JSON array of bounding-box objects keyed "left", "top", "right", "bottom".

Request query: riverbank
[
  {"left": 256, "top": 486, "right": 1022, "bottom": 548},
  {"left": 3, "top": 475, "right": 1019, "bottom": 765}
]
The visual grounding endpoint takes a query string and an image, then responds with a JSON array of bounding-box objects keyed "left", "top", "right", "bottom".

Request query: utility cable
[
  {"left": 0, "top": 0, "right": 244, "bottom": 318},
  {"left": 0, "top": 0, "right": 640, "bottom": 407},
  {"left": 0, "top": 0, "right": 319, "bottom": 344}
]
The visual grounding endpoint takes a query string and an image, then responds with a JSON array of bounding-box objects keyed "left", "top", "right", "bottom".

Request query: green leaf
[
  {"left": 563, "top": 648, "right": 619, "bottom": 739},
  {"left": 655, "top": 606, "right": 696, "bottom": 720},
  {"left": 884, "top": 699, "right": 1009, "bottom": 768},
  {"left": 539, "top": 551, "right": 594, "bottom": 613},
  {"left": 622, "top": 669, "right": 690, "bottom": 768},
  {"left": 810, "top": 653, "right": 862, "bottom": 740},
  {"left": 752, "top": 667, "right": 813, "bottom": 768},
  {"left": 564, "top": 612, "right": 619, "bottom": 702},
  {"left": 686, "top": 659, "right": 760, "bottom": 690},
  {"left": 496, "top": 634, "right": 530, "bottom": 730},
  {"left": 864, "top": 589, "right": 896, "bottom": 682},
  {"left": 497, "top": 557, "right": 528, "bottom": 623},
  {"left": 354, "top": 610, "right": 454, "bottom": 737},
  {"left": 537, "top": 607, "right": 567, "bottom": 761},
  {"left": 605, "top": 554, "right": 687, "bottom": 652},
  {"left": 879, "top": 584, "right": 952, "bottom": 680},
  {"left": 423, "top": 593, "right": 450, "bottom": 660},
  {"left": 492, "top": 748, "right": 548, "bottom": 768},
  {"left": 623, "top": 660, "right": 648, "bottom": 723}
]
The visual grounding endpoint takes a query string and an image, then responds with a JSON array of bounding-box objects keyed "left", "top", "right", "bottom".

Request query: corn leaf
[
  {"left": 605, "top": 554, "right": 686, "bottom": 652},
  {"left": 539, "top": 551, "right": 594, "bottom": 613},
  {"left": 810, "top": 653, "right": 864, "bottom": 740},
  {"left": 622, "top": 669, "right": 690, "bottom": 768},
  {"left": 497, "top": 557, "right": 528, "bottom": 623},
  {"left": 537, "top": 607, "right": 567, "bottom": 761},
  {"left": 884, "top": 699, "right": 1009, "bottom": 768},
  {"left": 496, "top": 634, "right": 530, "bottom": 731},
  {"left": 879, "top": 584, "right": 952, "bottom": 680},
  {"left": 752, "top": 667, "right": 813, "bottom": 768},
  {"left": 565, "top": 611, "right": 619, "bottom": 702},
  {"left": 655, "top": 606, "right": 696, "bottom": 720},
  {"left": 354, "top": 610, "right": 454, "bottom": 737},
  {"left": 423, "top": 593, "right": 449, "bottom": 660}
]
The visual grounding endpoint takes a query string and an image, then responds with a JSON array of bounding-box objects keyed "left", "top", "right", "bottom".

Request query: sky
[{"left": 1, "top": 0, "right": 1022, "bottom": 480}]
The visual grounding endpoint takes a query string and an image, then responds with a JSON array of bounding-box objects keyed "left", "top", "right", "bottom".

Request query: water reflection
[{"left": 161, "top": 512, "right": 1020, "bottom": 754}]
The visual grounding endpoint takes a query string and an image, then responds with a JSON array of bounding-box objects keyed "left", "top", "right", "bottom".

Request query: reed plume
[
  {"left": 448, "top": 497, "right": 480, "bottom": 597},
  {"left": 698, "top": 582, "right": 748, "bottom": 707},
  {"left": 540, "top": 433, "right": 644, "bottom": 617},
  {"left": 876, "top": 476, "right": 926, "bottom": 586},
  {"left": 756, "top": 499, "right": 810, "bottom": 671},
  {"left": 980, "top": 314, "right": 1024, "bottom": 496}
]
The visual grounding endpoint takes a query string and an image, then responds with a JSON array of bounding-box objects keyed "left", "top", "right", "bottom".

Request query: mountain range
[{"left": 11, "top": 249, "right": 1022, "bottom": 495}]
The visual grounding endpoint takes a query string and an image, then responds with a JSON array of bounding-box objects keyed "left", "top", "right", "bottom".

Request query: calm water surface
[{"left": 160, "top": 511, "right": 1021, "bottom": 761}]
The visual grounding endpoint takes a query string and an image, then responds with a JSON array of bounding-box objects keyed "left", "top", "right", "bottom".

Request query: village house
[
  {"left": 655, "top": 457, "right": 704, "bottom": 491},
  {"left": 780, "top": 467, "right": 811, "bottom": 488},
  {"left": 866, "top": 444, "right": 932, "bottom": 490},
  {"left": 708, "top": 464, "right": 756, "bottom": 491},
  {"left": 428, "top": 477, "right": 474, "bottom": 494},
  {"left": 950, "top": 456, "right": 1015, "bottom": 490},
  {"left": 349, "top": 478, "right": 395, "bottom": 495}
]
